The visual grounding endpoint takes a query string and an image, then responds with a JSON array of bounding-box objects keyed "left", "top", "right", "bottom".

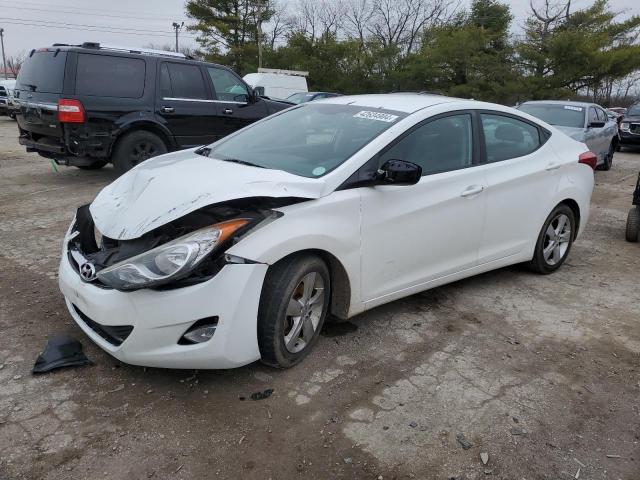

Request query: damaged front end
[{"left": 67, "top": 197, "right": 303, "bottom": 291}]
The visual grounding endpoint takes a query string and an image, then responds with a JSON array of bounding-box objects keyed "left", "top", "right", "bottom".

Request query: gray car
[{"left": 518, "top": 100, "right": 618, "bottom": 170}]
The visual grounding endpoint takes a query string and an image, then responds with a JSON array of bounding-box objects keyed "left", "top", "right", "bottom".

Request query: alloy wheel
[
  {"left": 131, "top": 142, "right": 157, "bottom": 166},
  {"left": 543, "top": 213, "right": 571, "bottom": 265},
  {"left": 283, "top": 272, "right": 325, "bottom": 353}
]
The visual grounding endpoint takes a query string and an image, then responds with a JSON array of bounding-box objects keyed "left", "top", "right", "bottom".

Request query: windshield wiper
[
  {"left": 220, "top": 158, "right": 266, "bottom": 168},
  {"left": 22, "top": 83, "right": 37, "bottom": 92}
]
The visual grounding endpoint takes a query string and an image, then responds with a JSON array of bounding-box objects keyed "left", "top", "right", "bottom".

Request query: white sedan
[{"left": 58, "top": 94, "right": 596, "bottom": 369}]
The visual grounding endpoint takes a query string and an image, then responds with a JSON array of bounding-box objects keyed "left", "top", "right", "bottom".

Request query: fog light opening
[{"left": 179, "top": 317, "right": 219, "bottom": 345}]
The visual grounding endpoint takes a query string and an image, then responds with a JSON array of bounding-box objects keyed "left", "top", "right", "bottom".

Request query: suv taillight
[
  {"left": 58, "top": 99, "right": 85, "bottom": 123},
  {"left": 578, "top": 151, "right": 598, "bottom": 170}
]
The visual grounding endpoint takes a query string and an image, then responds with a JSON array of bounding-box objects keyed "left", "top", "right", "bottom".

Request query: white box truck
[{"left": 243, "top": 68, "right": 308, "bottom": 100}]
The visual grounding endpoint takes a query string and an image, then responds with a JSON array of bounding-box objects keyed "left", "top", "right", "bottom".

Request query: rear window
[
  {"left": 518, "top": 103, "right": 585, "bottom": 128},
  {"left": 76, "top": 54, "right": 145, "bottom": 98},
  {"left": 17, "top": 50, "right": 67, "bottom": 94}
]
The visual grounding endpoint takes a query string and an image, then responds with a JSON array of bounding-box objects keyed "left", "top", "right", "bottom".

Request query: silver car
[{"left": 518, "top": 101, "right": 618, "bottom": 170}]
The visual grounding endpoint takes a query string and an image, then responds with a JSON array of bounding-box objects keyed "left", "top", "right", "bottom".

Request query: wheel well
[
  {"left": 111, "top": 123, "right": 174, "bottom": 157},
  {"left": 271, "top": 249, "right": 351, "bottom": 320},
  {"left": 559, "top": 199, "right": 581, "bottom": 237}
]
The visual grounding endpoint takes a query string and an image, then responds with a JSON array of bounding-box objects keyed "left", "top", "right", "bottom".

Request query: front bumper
[
  {"left": 58, "top": 252, "right": 268, "bottom": 369},
  {"left": 619, "top": 131, "right": 640, "bottom": 145}
]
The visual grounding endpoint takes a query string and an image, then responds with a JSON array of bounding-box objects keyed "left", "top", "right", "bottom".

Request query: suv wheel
[
  {"left": 258, "top": 254, "right": 331, "bottom": 368},
  {"left": 112, "top": 131, "right": 167, "bottom": 174},
  {"left": 528, "top": 204, "right": 576, "bottom": 274}
]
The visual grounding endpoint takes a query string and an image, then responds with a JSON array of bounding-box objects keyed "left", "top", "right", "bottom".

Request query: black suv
[
  {"left": 619, "top": 103, "right": 640, "bottom": 149},
  {"left": 15, "top": 43, "right": 291, "bottom": 173}
]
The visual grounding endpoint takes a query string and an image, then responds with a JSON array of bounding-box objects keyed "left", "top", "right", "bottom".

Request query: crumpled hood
[
  {"left": 555, "top": 126, "right": 586, "bottom": 141},
  {"left": 90, "top": 149, "right": 325, "bottom": 240}
]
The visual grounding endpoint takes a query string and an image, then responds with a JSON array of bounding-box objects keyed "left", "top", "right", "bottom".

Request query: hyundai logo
[{"left": 79, "top": 262, "right": 97, "bottom": 282}]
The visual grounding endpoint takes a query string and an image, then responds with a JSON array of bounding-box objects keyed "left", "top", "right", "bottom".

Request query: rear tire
[
  {"left": 258, "top": 254, "right": 331, "bottom": 368},
  {"left": 112, "top": 130, "right": 167, "bottom": 175},
  {"left": 528, "top": 204, "right": 575, "bottom": 274},
  {"left": 626, "top": 207, "right": 640, "bottom": 242},
  {"left": 76, "top": 160, "right": 108, "bottom": 170}
]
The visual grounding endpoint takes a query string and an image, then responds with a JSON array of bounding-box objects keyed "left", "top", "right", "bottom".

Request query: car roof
[
  {"left": 520, "top": 100, "right": 597, "bottom": 108},
  {"left": 320, "top": 93, "right": 464, "bottom": 113}
]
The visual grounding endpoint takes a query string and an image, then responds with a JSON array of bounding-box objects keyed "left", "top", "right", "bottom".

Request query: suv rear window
[
  {"left": 76, "top": 54, "right": 145, "bottom": 98},
  {"left": 17, "top": 50, "right": 67, "bottom": 94}
]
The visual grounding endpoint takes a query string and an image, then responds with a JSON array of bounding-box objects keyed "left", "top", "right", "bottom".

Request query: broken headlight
[{"left": 97, "top": 219, "right": 249, "bottom": 291}]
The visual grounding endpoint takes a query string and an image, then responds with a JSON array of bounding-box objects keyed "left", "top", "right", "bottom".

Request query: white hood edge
[{"left": 90, "top": 149, "right": 325, "bottom": 240}]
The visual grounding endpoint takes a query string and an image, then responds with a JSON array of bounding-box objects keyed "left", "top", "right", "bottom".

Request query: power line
[
  {"left": 0, "top": 16, "right": 190, "bottom": 35},
  {"left": 0, "top": 19, "right": 199, "bottom": 39},
  {"left": 0, "top": 0, "right": 189, "bottom": 22}
]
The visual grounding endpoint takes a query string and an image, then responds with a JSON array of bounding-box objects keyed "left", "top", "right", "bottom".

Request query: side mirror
[
  {"left": 233, "top": 93, "right": 251, "bottom": 103},
  {"left": 588, "top": 121, "right": 605, "bottom": 129},
  {"left": 254, "top": 86, "right": 265, "bottom": 97},
  {"left": 375, "top": 159, "right": 422, "bottom": 186}
]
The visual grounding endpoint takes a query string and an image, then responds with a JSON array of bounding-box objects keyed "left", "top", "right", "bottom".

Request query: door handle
[
  {"left": 161, "top": 106, "right": 174, "bottom": 113},
  {"left": 545, "top": 162, "right": 561, "bottom": 171},
  {"left": 460, "top": 185, "right": 484, "bottom": 197},
  {"left": 222, "top": 108, "right": 233, "bottom": 114}
]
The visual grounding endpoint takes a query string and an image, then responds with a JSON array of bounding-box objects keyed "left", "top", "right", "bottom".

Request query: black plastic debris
[
  {"left": 32, "top": 335, "right": 93, "bottom": 374},
  {"left": 250, "top": 388, "right": 274, "bottom": 400},
  {"left": 456, "top": 433, "right": 473, "bottom": 450}
]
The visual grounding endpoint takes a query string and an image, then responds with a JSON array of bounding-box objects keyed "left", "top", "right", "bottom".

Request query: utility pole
[
  {"left": 172, "top": 22, "right": 184, "bottom": 53},
  {"left": 0, "top": 29, "right": 7, "bottom": 80},
  {"left": 257, "top": 1, "right": 263, "bottom": 68}
]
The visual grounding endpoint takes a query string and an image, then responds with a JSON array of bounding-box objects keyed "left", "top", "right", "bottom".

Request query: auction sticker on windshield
[
  {"left": 564, "top": 105, "right": 583, "bottom": 112},
  {"left": 354, "top": 111, "right": 399, "bottom": 123}
]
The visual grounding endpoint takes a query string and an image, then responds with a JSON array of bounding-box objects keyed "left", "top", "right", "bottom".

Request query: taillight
[
  {"left": 578, "top": 151, "right": 597, "bottom": 170},
  {"left": 58, "top": 99, "right": 85, "bottom": 123}
]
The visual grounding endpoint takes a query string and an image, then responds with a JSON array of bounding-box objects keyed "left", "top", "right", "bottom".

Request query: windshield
[
  {"left": 519, "top": 103, "right": 585, "bottom": 128},
  {"left": 206, "top": 103, "right": 406, "bottom": 178},
  {"left": 286, "top": 92, "right": 315, "bottom": 104},
  {"left": 627, "top": 105, "right": 640, "bottom": 116},
  {"left": 17, "top": 50, "right": 67, "bottom": 94}
]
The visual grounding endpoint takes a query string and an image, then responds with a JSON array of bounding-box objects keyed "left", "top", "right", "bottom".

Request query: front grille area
[
  {"left": 630, "top": 123, "right": 640, "bottom": 134},
  {"left": 72, "top": 304, "right": 133, "bottom": 346}
]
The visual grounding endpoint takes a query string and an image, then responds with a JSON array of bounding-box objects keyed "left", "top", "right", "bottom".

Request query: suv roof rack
[{"left": 52, "top": 42, "right": 187, "bottom": 59}]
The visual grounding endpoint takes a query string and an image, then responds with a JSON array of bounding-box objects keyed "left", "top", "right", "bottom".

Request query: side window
[
  {"left": 588, "top": 107, "right": 599, "bottom": 125},
  {"left": 379, "top": 114, "right": 473, "bottom": 176},
  {"left": 165, "top": 63, "right": 207, "bottom": 100},
  {"left": 207, "top": 67, "right": 249, "bottom": 102},
  {"left": 481, "top": 114, "right": 541, "bottom": 162},
  {"left": 159, "top": 63, "right": 172, "bottom": 98},
  {"left": 76, "top": 54, "right": 145, "bottom": 98},
  {"left": 596, "top": 107, "right": 608, "bottom": 122}
]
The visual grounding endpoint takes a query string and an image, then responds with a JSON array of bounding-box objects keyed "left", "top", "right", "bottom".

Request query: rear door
[
  {"left": 478, "top": 112, "right": 561, "bottom": 263},
  {"left": 205, "top": 66, "right": 268, "bottom": 138},
  {"left": 156, "top": 61, "right": 219, "bottom": 148},
  {"left": 15, "top": 49, "right": 68, "bottom": 139}
]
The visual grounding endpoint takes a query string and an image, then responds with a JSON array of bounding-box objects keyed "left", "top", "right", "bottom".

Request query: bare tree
[
  {"left": 6, "top": 52, "right": 26, "bottom": 78},
  {"left": 264, "top": 1, "right": 294, "bottom": 48},
  {"left": 293, "top": 0, "right": 346, "bottom": 41},
  {"left": 343, "top": 0, "right": 375, "bottom": 43},
  {"left": 367, "top": 0, "right": 450, "bottom": 53}
]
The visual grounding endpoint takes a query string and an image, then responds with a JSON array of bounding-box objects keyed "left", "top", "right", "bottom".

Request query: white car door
[
  {"left": 477, "top": 112, "right": 563, "bottom": 263},
  {"left": 359, "top": 112, "right": 487, "bottom": 304}
]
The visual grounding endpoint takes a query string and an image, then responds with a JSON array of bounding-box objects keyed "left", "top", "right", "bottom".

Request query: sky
[{"left": 0, "top": 0, "right": 638, "bottom": 58}]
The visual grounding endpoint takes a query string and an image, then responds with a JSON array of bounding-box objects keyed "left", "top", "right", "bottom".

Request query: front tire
[
  {"left": 258, "top": 254, "right": 331, "bottom": 368},
  {"left": 597, "top": 142, "right": 614, "bottom": 171},
  {"left": 626, "top": 207, "right": 640, "bottom": 242},
  {"left": 112, "top": 130, "right": 167, "bottom": 175},
  {"left": 528, "top": 204, "right": 575, "bottom": 274}
]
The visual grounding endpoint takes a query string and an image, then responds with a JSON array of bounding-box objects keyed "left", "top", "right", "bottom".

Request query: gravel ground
[{"left": 0, "top": 115, "right": 638, "bottom": 480}]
